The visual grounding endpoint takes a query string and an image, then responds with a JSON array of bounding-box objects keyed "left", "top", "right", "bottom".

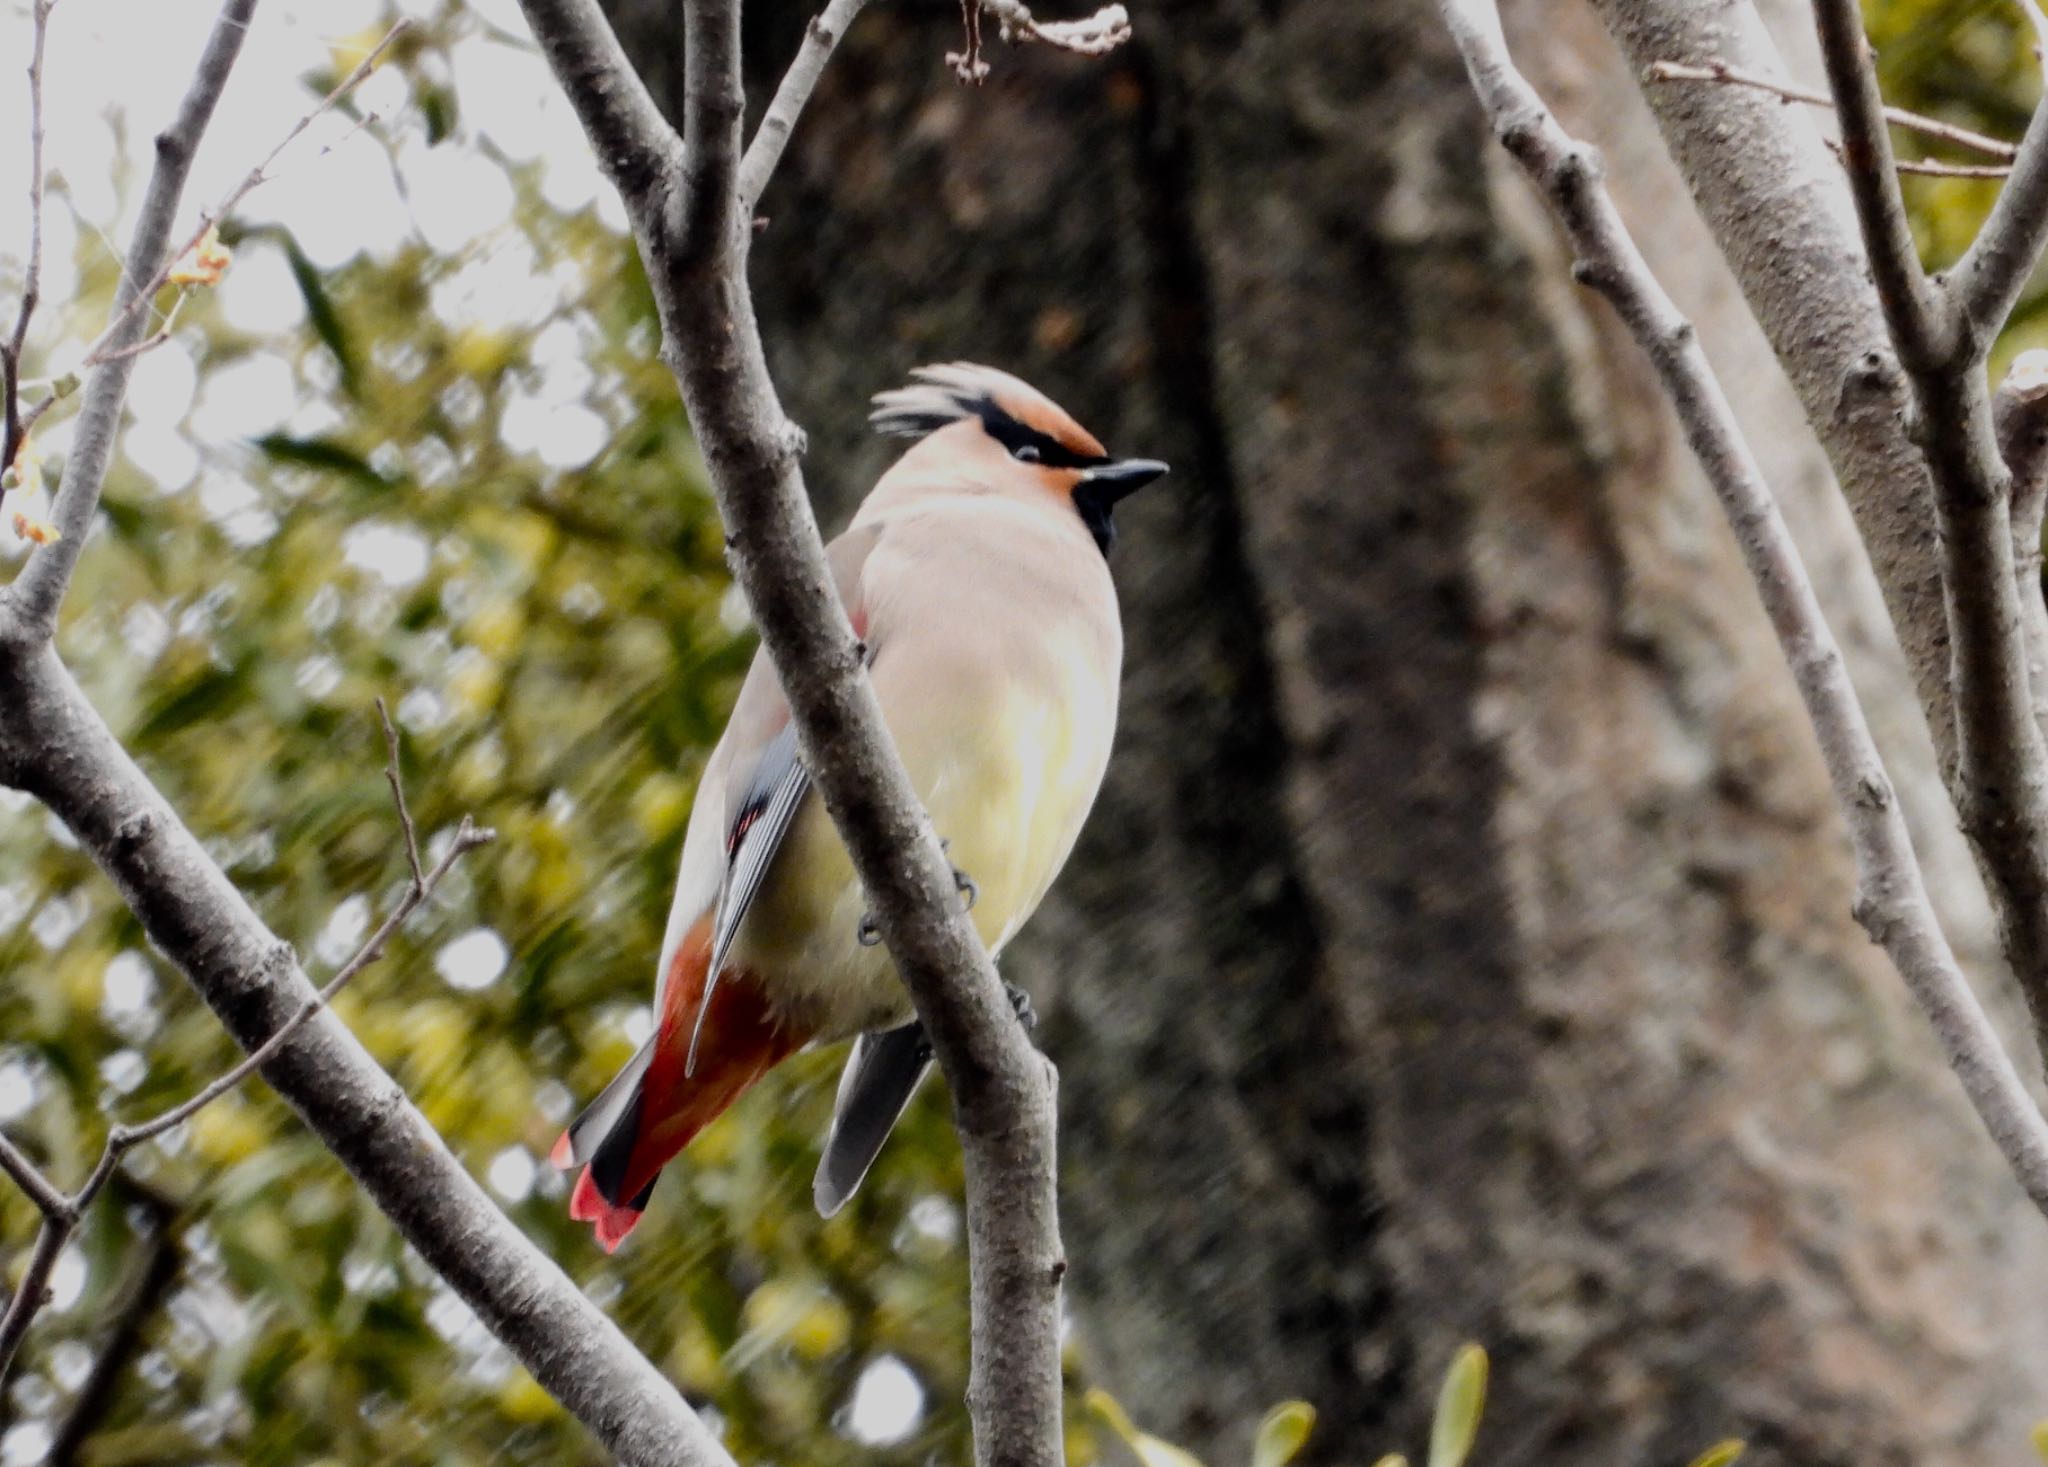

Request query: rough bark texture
[{"left": 601, "top": 1, "right": 2048, "bottom": 1462}]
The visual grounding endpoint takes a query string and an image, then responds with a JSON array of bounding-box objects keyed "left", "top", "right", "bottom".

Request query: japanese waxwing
[{"left": 551, "top": 363, "right": 1167, "bottom": 1249}]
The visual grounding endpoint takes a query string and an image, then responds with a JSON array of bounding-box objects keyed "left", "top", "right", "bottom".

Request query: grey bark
[{"left": 595, "top": 0, "right": 2048, "bottom": 1463}]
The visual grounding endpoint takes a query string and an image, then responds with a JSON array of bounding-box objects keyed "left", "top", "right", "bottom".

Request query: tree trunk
[{"left": 604, "top": 1, "right": 2048, "bottom": 1461}]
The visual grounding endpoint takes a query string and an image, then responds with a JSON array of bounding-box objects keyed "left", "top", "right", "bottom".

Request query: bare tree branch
[
  {"left": 1438, "top": 0, "right": 2048, "bottom": 1224},
  {"left": 0, "top": 657, "right": 731, "bottom": 1463},
  {"left": 1643, "top": 59, "right": 2019, "bottom": 163},
  {"left": 0, "top": 1129, "right": 68, "bottom": 1216},
  {"left": 103, "top": 21, "right": 409, "bottom": 355},
  {"left": 379, "top": 695, "right": 425, "bottom": 887},
  {"left": 1, "top": 0, "right": 55, "bottom": 502},
  {"left": 519, "top": 0, "right": 1071, "bottom": 1460},
  {"left": 44, "top": 1183, "right": 180, "bottom": 1467},
  {"left": 0, "top": 1221, "right": 69, "bottom": 1378},
  {"left": 0, "top": 707, "right": 491, "bottom": 1384},
  {"left": 4, "top": 19, "right": 407, "bottom": 534},
  {"left": 1811, "top": 0, "right": 1951, "bottom": 365},
  {"left": 1998, "top": 350, "right": 2048, "bottom": 743},
  {"left": 1810, "top": 0, "right": 2048, "bottom": 1057},
  {"left": 737, "top": 0, "right": 875, "bottom": 217},
  {"left": 117, "top": 764, "right": 489, "bottom": 1154},
  {"left": 1595, "top": 1, "right": 2007, "bottom": 866},
  {"left": 514, "top": 0, "right": 675, "bottom": 206},
  {"left": 1876, "top": 155, "right": 2013, "bottom": 180},
  {"left": 0, "top": 3, "right": 736, "bottom": 1458},
  {"left": 0, "top": 0, "right": 257, "bottom": 638}
]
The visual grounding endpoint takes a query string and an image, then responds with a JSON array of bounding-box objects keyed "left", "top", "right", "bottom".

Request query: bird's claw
[
  {"left": 936, "top": 838, "right": 979, "bottom": 909},
  {"left": 854, "top": 842, "right": 975, "bottom": 945}
]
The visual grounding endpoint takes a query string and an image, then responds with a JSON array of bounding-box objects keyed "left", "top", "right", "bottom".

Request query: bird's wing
[
  {"left": 677, "top": 523, "right": 884, "bottom": 1070},
  {"left": 813, "top": 1021, "right": 932, "bottom": 1217},
  {"left": 685, "top": 720, "right": 809, "bottom": 1072}
]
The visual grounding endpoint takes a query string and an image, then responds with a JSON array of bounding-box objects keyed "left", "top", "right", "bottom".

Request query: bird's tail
[{"left": 551, "top": 917, "right": 801, "bottom": 1252}]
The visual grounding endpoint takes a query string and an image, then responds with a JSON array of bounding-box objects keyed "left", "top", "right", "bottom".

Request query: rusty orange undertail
[{"left": 553, "top": 917, "right": 805, "bottom": 1252}]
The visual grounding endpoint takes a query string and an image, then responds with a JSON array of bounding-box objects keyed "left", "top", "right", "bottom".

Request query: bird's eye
[{"left": 1012, "top": 444, "right": 1042, "bottom": 464}]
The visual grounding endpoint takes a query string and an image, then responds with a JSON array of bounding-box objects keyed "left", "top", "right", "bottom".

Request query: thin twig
[
  {"left": 1894, "top": 157, "right": 2013, "bottom": 178},
  {"left": 1820, "top": 136, "right": 2013, "bottom": 178},
  {"left": 378, "top": 697, "right": 424, "bottom": 887},
  {"left": 1, "top": 0, "right": 260, "bottom": 639},
  {"left": 43, "top": 1182, "right": 179, "bottom": 1467},
  {"left": 0, "top": 1129, "right": 67, "bottom": 1215},
  {"left": 0, "top": 22, "right": 400, "bottom": 536},
  {"left": 1823, "top": 136, "right": 2014, "bottom": 179},
  {"left": 0, "top": 708, "right": 492, "bottom": 1384},
  {"left": 0, "top": 1222, "right": 69, "bottom": 1378},
  {"left": 2, "top": 0, "right": 56, "bottom": 506},
  {"left": 1438, "top": 0, "right": 2048, "bottom": 1226},
  {"left": 79, "top": 292, "right": 189, "bottom": 369},
  {"left": 71, "top": 20, "right": 412, "bottom": 382},
  {"left": 1645, "top": 59, "right": 2018, "bottom": 162},
  {"left": 737, "top": 0, "right": 875, "bottom": 216},
  {"left": 2017, "top": 0, "right": 2048, "bottom": 70},
  {"left": 1812, "top": 3, "right": 1951, "bottom": 361},
  {"left": 114, "top": 746, "right": 485, "bottom": 1153}
]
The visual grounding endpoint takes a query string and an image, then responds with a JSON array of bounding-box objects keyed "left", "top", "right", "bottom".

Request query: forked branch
[
  {"left": 0, "top": 706, "right": 492, "bottom": 1382},
  {"left": 1812, "top": 0, "right": 2048, "bottom": 1058}
]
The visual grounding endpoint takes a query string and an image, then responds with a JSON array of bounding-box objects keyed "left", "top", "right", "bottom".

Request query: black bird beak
[{"left": 1080, "top": 458, "right": 1170, "bottom": 500}]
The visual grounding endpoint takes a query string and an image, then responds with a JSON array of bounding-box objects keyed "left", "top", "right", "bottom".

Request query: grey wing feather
[
  {"left": 813, "top": 1022, "right": 933, "bottom": 1217},
  {"left": 558, "top": 1036, "right": 655, "bottom": 1167},
  {"left": 686, "top": 720, "right": 810, "bottom": 1075}
]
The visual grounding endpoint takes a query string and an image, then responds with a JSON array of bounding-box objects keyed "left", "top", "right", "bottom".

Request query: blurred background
[{"left": 4, "top": 0, "right": 2048, "bottom": 1463}]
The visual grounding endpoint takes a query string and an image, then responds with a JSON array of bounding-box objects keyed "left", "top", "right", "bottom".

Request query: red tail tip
[
  {"left": 548, "top": 1130, "right": 574, "bottom": 1170},
  {"left": 568, "top": 1167, "right": 644, "bottom": 1253}
]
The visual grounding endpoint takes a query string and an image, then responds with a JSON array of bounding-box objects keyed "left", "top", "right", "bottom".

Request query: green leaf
[
  {"left": 255, "top": 433, "right": 386, "bottom": 486},
  {"left": 1252, "top": 1401, "right": 1317, "bottom": 1467},
  {"left": 281, "top": 233, "right": 360, "bottom": 397},
  {"left": 1427, "top": 1345, "right": 1488, "bottom": 1467},
  {"left": 135, "top": 663, "right": 253, "bottom": 740},
  {"left": 421, "top": 84, "right": 458, "bottom": 146},
  {"left": 1086, "top": 1387, "right": 1209, "bottom": 1467},
  {"left": 1686, "top": 1440, "right": 1745, "bottom": 1467}
]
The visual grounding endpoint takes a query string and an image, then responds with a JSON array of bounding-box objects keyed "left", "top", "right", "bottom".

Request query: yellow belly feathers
[{"left": 730, "top": 625, "right": 1116, "bottom": 1042}]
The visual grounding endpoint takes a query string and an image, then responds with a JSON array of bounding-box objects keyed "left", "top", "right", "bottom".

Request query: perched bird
[{"left": 551, "top": 363, "right": 1166, "bottom": 1250}]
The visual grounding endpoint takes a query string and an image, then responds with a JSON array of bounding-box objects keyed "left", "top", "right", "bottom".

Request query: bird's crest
[{"left": 870, "top": 362, "right": 1108, "bottom": 466}]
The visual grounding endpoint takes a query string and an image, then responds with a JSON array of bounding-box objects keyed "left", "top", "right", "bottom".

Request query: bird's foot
[
  {"left": 938, "top": 837, "right": 978, "bottom": 910},
  {"left": 856, "top": 842, "right": 977, "bottom": 944},
  {"left": 900, "top": 985, "right": 1030, "bottom": 1066}
]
